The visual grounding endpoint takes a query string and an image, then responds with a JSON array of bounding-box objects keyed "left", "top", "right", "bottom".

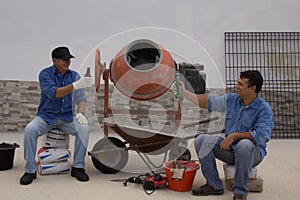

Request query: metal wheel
[
  {"left": 90, "top": 137, "right": 128, "bottom": 174},
  {"left": 168, "top": 146, "right": 191, "bottom": 161}
]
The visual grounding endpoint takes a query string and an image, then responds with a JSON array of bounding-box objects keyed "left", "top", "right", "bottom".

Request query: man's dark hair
[{"left": 240, "top": 70, "right": 263, "bottom": 93}]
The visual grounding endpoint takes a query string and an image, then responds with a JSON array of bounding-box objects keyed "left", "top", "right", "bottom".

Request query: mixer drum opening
[
  {"left": 110, "top": 39, "right": 176, "bottom": 101},
  {"left": 125, "top": 40, "right": 161, "bottom": 71}
]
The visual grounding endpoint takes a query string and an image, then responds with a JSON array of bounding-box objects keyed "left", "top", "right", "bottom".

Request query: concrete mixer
[
  {"left": 95, "top": 39, "right": 182, "bottom": 136},
  {"left": 91, "top": 39, "right": 209, "bottom": 174}
]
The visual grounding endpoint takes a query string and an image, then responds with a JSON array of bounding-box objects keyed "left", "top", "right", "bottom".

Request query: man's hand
[
  {"left": 220, "top": 132, "right": 253, "bottom": 150},
  {"left": 220, "top": 135, "right": 235, "bottom": 151},
  {"left": 73, "top": 77, "right": 92, "bottom": 90},
  {"left": 75, "top": 113, "right": 88, "bottom": 125},
  {"left": 172, "top": 81, "right": 186, "bottom": 94}
]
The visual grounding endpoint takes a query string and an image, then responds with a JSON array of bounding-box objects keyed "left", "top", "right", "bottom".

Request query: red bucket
[{"left": 164, "top": 160, "right": 200, "bottom": 192}]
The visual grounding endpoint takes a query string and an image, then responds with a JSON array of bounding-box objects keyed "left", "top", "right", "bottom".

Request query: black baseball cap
[{"left": 51, "top": 46, "right": 75, "bottom": 60}]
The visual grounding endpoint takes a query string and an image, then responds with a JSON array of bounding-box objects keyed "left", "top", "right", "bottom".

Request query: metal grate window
[{"left": 225, "top": 32, "right": 300, "bottom": 139}]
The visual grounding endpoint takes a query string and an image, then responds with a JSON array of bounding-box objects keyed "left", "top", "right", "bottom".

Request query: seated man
[
  {"left": 20, "top": 46, "right": 92, "bottom": 185},
  {"left": 179, "top": 70, "right": 274, "bottom": 200}
]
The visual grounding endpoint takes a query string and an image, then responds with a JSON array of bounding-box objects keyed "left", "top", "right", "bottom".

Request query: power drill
[
  {"left": 143, "top": 174, "right": 167, "bottom": 192},
  {"left": 122, "top": 173, "right": 167, "bottom": 195}
]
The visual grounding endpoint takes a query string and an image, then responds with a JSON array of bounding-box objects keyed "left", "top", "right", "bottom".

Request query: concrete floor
[{"left": 1, "top": 132, "right": 300, "bottom": 200}]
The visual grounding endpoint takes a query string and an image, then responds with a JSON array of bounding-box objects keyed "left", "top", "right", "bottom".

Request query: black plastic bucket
[{"left": 0, "top": 142, "right": 19, "bottom": 171}]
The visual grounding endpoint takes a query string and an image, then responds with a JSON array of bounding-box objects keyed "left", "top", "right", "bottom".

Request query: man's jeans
[
  {"left": 194, "top": 134, "right": 262, "bottom": 196},
  {"left": 23, "top": 116, "right": 89, "bottom": 173}
]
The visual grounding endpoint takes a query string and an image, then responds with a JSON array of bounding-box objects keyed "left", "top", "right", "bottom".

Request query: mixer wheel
[{"left": 90, "top": 137, "right": 128, "bottom": 174}]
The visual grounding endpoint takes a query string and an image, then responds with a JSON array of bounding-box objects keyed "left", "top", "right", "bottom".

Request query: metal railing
[{"left": 225, "top": 32, "right": 300, "bottom": 139}]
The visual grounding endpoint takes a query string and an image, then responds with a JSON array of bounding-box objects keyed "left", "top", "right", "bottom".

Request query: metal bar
[
  {"left": 127, "top": 139, "right": 175, "bottom": 151},
  {"left": 103, "top": 69, "right": 110, "bottom": 137},
  {"left": 107, "top": 109, "right": 178, "bottom": 115},
  {"left": 135, "top": 150, "right": 156, "bottom": 174},
  {"left": 182, "top": 116, "right": 219, "bottom": 129}
]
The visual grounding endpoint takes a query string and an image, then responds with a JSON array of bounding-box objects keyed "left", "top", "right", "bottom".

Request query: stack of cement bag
[{"left": 37, "top": 129, "right": 71, "bottom": 175}]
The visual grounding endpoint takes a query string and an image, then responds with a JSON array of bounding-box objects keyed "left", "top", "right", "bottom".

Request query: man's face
[
  {"left": 235, "top": 77, "right": 255, "bottom": 98},
  {"left": 53, "top": 58, "right": 71, "bottom": 74}
]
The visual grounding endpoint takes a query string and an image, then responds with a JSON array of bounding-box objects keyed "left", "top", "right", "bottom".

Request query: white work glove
[
  {"left": 72, "top": 77, "right": 92, "bottom": 90},
  {"left": 75, "top": 113, "right": 88, "bottom": 125}
]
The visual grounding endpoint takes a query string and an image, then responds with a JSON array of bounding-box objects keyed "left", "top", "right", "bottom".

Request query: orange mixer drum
[{"left": 110, "top": 39, "right": 176, "bottom": 101}]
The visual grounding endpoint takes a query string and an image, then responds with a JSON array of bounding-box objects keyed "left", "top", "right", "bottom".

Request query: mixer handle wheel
[{"left": 169, "top": 146, "right": 191, "bottom": 161}]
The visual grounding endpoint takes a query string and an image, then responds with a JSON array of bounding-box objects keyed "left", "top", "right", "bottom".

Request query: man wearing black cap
[{"left": 20, "top": 46, "right": 92, "bottom": 185}]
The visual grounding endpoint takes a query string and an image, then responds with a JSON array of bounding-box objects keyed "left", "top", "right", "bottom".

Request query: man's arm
[
  {"left": 220, "top": 132, "right": 253, "bottom": 150},
  {"left": 77, "top": 101, "right": 86, "bottom": 114},
  {"left": 180, "top": 81, "right": 209, "bottom": 109},
  {"left": 55, "top": 84, "right": 74, "bottom": 98},
  {"left": 55, "top": 76, "right": 93, "bottom": 98}
]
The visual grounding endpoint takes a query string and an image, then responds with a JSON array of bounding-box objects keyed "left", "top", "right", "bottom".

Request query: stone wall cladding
[
  {"left": 0, "top": 80, "right": 221, "bottom": 132},
  {"left": 1, "top": 80, "right": 40, "bottom": 132},
  {"left": 2, "top": 80, "right": 298, "bottom": 138},
  {"left": 0, "top": 80, "right": 227, "bottom": 135}
]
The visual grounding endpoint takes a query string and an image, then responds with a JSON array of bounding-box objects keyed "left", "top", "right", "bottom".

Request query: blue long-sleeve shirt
[
  {"left": 208, "top": 93, "right": 274, "bottom": 161},
  {"left": 37, "top": 65, "right": 87, "bottom": 125}
]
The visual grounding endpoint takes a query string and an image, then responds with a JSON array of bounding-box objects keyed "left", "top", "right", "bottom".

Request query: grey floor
[{"left": 1, "top": 132, "right": 300, "bottom": 200}]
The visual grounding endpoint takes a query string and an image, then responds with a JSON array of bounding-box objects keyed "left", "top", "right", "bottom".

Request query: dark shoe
[
  {"left": 233, "top": 194, "right": 247, "bottom": 200},
  {"left": 71, "top": 166, "right": 89, "bottom": 182},
  {"left": 20, "top": 172, "right": 37, "bottom": 185},
  {"left": 192, "top": 184, "right": 224, "bottom": 196}
]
